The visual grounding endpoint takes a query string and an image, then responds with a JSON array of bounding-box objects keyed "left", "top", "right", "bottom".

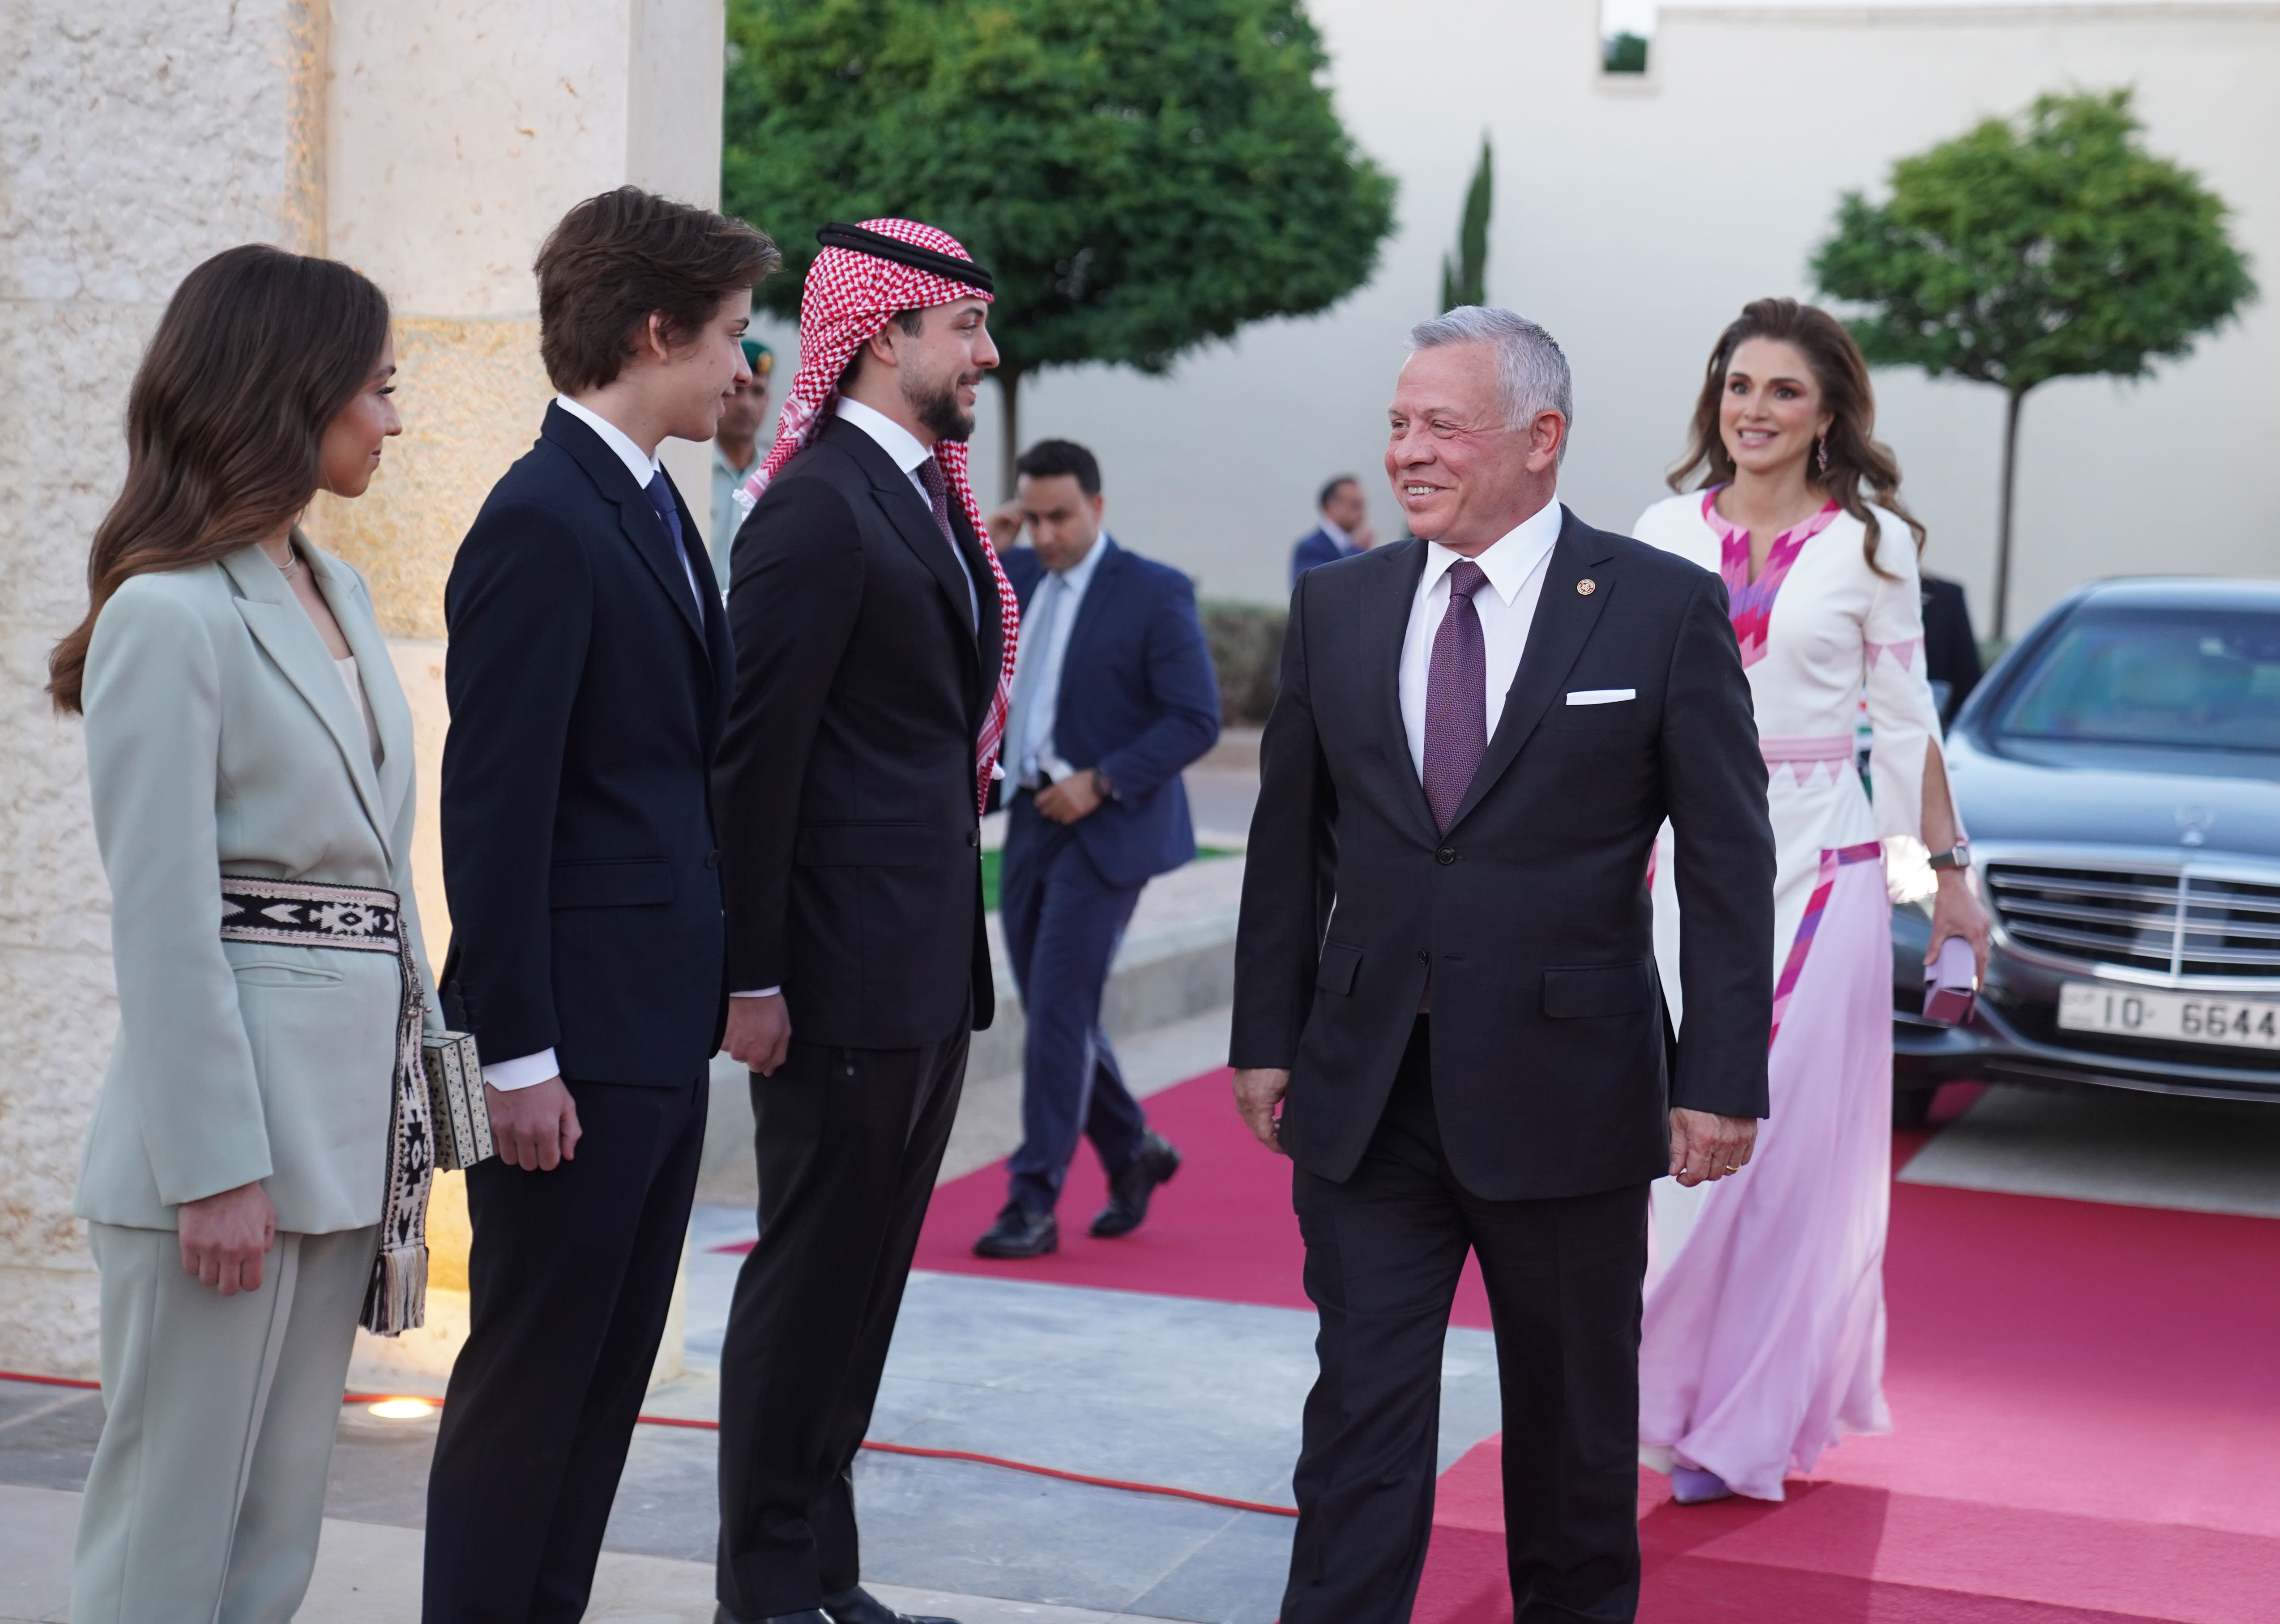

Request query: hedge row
[{"left": 1200, "top": 601, "right": 1287, "bottom": 727}]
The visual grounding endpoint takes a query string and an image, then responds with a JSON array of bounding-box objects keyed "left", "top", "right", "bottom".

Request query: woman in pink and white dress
[{"left": 1632, "top": 298, "right": 1989, "bottom": 1505}]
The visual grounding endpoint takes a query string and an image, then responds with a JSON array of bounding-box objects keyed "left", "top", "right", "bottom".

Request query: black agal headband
[{"left": 816, "top": 222, "right": 995, "bottom": 296}]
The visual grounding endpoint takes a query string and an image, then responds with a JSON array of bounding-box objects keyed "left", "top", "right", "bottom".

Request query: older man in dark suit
[
  {"left": 1233, "top": 307, "right": 1775, "bottom": 1623},
  {"left": 971, "top": 439, "right": 1221, "bottom": 1260}
]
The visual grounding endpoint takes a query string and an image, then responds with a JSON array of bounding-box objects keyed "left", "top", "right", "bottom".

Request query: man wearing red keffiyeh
[{"left": 710, "top": 222, "right": 1013, "bottom": 1624}]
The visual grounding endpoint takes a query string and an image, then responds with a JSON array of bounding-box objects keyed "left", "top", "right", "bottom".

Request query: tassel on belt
[{"left": 219, "top": 876, "right": 433, "bottom": 1335}]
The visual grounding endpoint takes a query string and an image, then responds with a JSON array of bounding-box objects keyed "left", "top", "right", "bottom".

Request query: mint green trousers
[{"left": 72, "top": 1222, "right": 379, "bottom": 1624}]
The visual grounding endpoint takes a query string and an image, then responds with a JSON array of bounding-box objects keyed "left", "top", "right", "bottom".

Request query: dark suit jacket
[
  {"left": 1000, "top": 539, "right": 1221, "bottom": 888},
  {"left": 1920, "top": 572, "right": 1983, "bottom": 722},
  {"left": 714, "top": 415, "right": 1000, "bottom": 1048},
  {"left": 439, "top": 404, "right": 733, "bottom": 1085},
  {"left": 1231, "top": 508, "right": 1776, "bottom": 1202},
  {"left": 1289, "top": 524, "right": 1349, "bottom": 590}
]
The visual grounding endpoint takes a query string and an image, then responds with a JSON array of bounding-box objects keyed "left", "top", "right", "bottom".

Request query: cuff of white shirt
[
  {"left": 482, "top": 1049, "right": 559, "bottom": 1091},
  {"left": 730, "top": 988, "right": 782, "bottom": 999}
]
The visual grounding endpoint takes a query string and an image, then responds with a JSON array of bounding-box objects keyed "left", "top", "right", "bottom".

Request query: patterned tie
[
  {"left": 917, "top": 456, "right": 978, "bottom": 629},
  {"left": 1422, "top": 559, "right": 1489, "bottom": 832}
]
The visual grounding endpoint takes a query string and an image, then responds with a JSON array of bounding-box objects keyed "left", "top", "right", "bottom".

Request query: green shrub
[{"left": 1200, "top": 602, "right": 1287, "bottom": 726}]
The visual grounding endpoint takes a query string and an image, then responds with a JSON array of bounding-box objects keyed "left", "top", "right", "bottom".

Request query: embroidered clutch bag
[{"left": 423, "top": 1031, "right": 494, "bottom": 1172}]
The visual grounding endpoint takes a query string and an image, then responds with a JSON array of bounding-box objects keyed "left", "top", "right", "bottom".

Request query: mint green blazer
[{"left": 75, "top": 540, "right": 441, "bottom": 1233}]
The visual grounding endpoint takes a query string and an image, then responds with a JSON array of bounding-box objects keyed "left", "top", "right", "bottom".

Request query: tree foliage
[
  {"left": 1815, "top": 90, "right": 2252, "bottom": 397},
  {"left": 1813, "top": 89, "right": 2253, "bottom": 632},
  {"left": 1440, "top": 136, "right": 1492, "bottom": 312},
  {"left": 723, "top": 0, "right": 1396, "bottom": 486}
]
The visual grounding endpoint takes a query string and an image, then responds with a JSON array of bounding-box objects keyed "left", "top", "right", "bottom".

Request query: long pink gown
[{"left": 1631, "top": 488, "right": 1948, "bottom": 1502}]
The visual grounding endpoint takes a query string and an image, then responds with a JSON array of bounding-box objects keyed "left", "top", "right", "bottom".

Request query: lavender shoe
[{"left": 1671, "top": 1465, "right": 1732, "bottom": 1505}]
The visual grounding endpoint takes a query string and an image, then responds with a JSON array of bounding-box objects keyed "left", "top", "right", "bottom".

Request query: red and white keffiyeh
[{"left": 740, "top": 218, "right": 1019, "bottom": 818}]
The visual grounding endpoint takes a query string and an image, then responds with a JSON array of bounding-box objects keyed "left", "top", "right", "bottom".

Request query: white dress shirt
[
  {"left": 1397, "top": 499, "right": 1565, "bottom": 782},
  {"left": 485, "top": 398, "right": 705, "bottom": 1091},
  {"left": 1007, "top": 534, "right": 1110, "bottom": 786},
  {"left": 1319, "top": 515, "right": 1358, "bottom": 557},
  {"left": 833, "top": 395, "right": 978, "bottom": 627}
]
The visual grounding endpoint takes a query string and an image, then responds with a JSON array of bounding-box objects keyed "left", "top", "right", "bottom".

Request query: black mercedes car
[{"left": 1893, "top": 577, "right": 2280, "bottom": 1123}]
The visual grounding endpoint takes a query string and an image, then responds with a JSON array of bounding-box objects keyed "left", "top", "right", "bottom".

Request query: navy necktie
[{"left": 643, "top": 470, "right": 698, "bottom": 614}]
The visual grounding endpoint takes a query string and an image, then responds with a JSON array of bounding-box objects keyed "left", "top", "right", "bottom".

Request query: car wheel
[{"left": 1891, "top": 1084, "right": 1937, "bottom": 1129}]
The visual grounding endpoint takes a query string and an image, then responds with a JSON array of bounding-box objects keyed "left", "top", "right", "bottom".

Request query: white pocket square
[{"left": 1566, "top": 688, "right": 1635, "bottom": 706}]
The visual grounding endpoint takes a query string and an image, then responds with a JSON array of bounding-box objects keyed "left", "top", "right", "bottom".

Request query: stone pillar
[
  {"left": 0, "top": 0, "right": 723, "bottom": 1381},
  {"left": 0, "top": 1, "right": 330, "bottom": 1379}
]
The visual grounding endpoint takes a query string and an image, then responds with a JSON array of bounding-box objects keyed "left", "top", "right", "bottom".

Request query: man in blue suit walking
[
  {"left": 975, "top": 440, "right": 1222, "bottom": 1258},
  {"left": 1288, "top": 473, "right": 1375, "bottom": 589}
]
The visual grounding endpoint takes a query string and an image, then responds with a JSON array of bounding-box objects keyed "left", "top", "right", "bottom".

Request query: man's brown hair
[{"left": 535, "top": 187, "right": 781, "bottom": 394}]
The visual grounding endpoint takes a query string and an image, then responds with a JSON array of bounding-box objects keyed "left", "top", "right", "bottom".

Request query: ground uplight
[{"left": 367, "top": 1397, "right": 436, "bottom": 1420}]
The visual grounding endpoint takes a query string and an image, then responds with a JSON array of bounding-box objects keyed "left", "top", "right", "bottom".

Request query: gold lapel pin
[{"left": 1576, "top": 578, "right": 1597, "bottom": 596}]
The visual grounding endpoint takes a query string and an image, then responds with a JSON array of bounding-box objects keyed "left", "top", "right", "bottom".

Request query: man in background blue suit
[
  {"left": 974, "top": 440, "right": 1221, "bottom": 1258},
  {"left": 1288, "top": 473, "right": 1375, "bottom": 589}
]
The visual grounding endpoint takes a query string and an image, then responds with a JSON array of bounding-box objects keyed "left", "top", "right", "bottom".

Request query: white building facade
[{"left": 926, "top": 1, "right": 2280, "bottom": 622}]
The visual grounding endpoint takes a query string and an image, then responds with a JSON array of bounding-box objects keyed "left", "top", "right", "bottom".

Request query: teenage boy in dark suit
[{"left": 425, "top": 187, "right": 777, "bottom": 1624}]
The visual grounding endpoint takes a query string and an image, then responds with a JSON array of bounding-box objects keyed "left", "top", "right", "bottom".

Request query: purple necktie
[
  {"left": 1422, "top": 559, "right": 1488, "bottom": 833},
  {"left": 916, "top": 455, "right": 958, "bottom": 549}
]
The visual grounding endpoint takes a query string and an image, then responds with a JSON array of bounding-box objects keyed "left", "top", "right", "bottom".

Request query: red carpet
[
  {"left": 717, "top": 1071, "right": 2280, "bottom": 1619},
  {"left": 904, "top": 1066, "right": 1494, "bottom": 1326},
  {"left": 1413, "top": 1086, "right": 2280, "bottom": 1624}
]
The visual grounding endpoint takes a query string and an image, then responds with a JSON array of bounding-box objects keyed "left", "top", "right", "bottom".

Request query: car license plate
[{"left": 2058, "top": 983, "right": 2280, "bottom": 1050}]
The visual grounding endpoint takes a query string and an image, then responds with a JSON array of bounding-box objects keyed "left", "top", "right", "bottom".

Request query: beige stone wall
[
  {"left": 1, "top": 0, "right": 724, "bottom": 1377},
  {"left": 313, "top": 0, "right": 728, "bottom": 637},
  {"left": 0, "top": 1, "right": 333, "bottom": 1376},
  {"left": 304, "top": 321, "right": 552, "bottom": 642},
  {"left": 995, "top": 0, "right": 2280, "bottom": 625}
]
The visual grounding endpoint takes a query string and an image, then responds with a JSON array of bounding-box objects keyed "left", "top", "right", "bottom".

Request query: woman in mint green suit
[{"left": 48, "top": 244, "right": 440, "bottom": 1624}]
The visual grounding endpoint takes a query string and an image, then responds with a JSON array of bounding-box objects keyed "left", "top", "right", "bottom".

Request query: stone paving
[{"left": 10, "top": 1075, "right": 2280, "bottom": 1620}]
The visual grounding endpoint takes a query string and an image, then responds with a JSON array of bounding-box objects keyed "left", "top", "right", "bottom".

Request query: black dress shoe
[
  {"left": 1091, "top": 1129, "right": 1181, "bottom": 1238},
  {"left": 973, "top": 1202, "right": 1058, "bottom": 1258},
  {"left": 713, "top": 1608, "right": 828, "bottom": 1624},
  {"left": 823, "top": 1584, "right": 961, "bottom": 1624}
]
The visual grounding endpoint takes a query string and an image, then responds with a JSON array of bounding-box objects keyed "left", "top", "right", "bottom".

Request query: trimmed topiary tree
[
  {"left": 725, "top": 0, "right": 1397, "bottom": 496},
  {"left": 1815, "top": 89, "right": 2253, "bottom": 635}
]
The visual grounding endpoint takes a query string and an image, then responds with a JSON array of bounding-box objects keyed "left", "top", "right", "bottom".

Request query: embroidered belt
[{"left": 220, "top": 877, "right": 433, "bottom": 1335}]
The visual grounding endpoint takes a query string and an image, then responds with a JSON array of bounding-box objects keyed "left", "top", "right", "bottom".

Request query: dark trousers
[
  {"left": 423, "top": 1074, "right": 707, "bottom": 1624},
  {"left": 1283, "top": 1019, "right": 1649, "bottom": 1624},
  {"left": 1001, "top": 796, "right": 1148, "bottom": 1214},
  {"left": 715, "top": 1024, "right": 969, "bottom": 1617}
]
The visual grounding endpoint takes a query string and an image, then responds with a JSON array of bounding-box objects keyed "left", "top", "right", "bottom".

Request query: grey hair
[{"left": 1407, "top": 306, "right": 1574, "bottom": 462}]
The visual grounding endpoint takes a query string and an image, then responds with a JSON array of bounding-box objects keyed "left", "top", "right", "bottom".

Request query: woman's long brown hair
[
  {"left": 1667, "top": 297, "right": 1925, "bottom": 579},
  {"left": 47, "top": 244, "right": 391, "bottom": 714}
]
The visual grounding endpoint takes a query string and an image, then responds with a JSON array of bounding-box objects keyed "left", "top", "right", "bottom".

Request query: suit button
[
  {"left": 705, "top": 850, "right": 721, "bottom": 869},
  {"left": 1416, "top": 948, "right": 1430, "bottom": 964},
  {"left": 967, "top": 829, "right": 981, "bottom": 848},
  {"left": 1436, "top": 847, "right": 1456, "bottom": 865}
]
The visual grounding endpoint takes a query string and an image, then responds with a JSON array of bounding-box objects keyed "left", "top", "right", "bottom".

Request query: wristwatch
[
  {"left": 1927, "top": 841, "right": 1971, "bottom": 872},
  {"left": 1091, "top": 767, "right": 1119, "bottom": 802}
]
